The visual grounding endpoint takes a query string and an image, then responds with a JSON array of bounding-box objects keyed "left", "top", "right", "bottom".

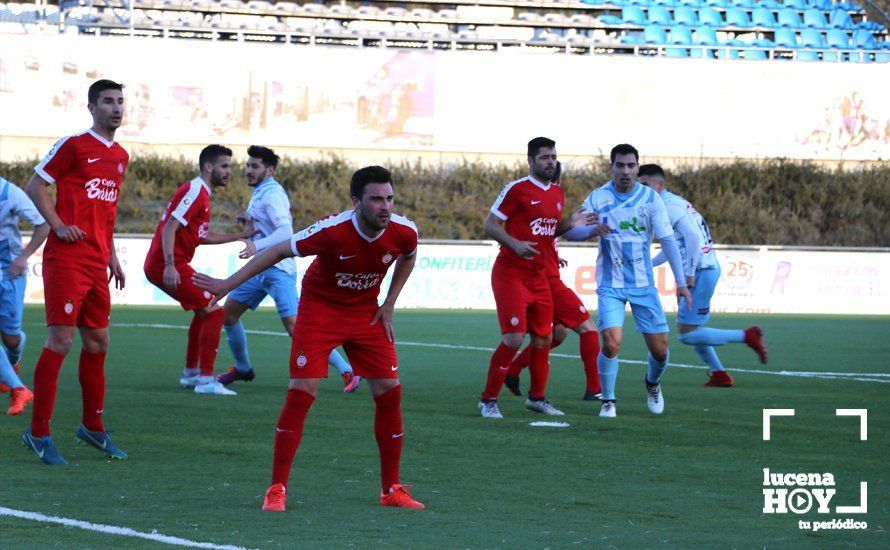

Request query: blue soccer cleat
[
  {"left": 75, "top": 424, "right": 128, "bottom": 460},
  {"left": 22, "top": 428, "right": 67, "bottom": 465}
]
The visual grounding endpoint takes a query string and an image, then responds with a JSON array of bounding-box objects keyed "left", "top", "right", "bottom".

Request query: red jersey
[
  {"left": 145, "top": 177, "right": 212, "bottom": 268},
  {"left": 34, "top": 129, "right": 129, "bottom": 269},
  {"left": 290, "top": 210, "right": 418, "bottom": 310},
  {"left": 489, "top": 176, "right": 564, "bottom": 277}
]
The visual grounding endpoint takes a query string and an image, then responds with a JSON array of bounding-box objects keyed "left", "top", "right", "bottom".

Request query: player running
[
  {"left": 638, "top": 164, "right": 767, "bottom": 387},
  {"left": 0, "top": 177, "right": 50, "bottom": 415},
  {"left": 218, "top": 146, "right": 357, "bottom": 392},
  {"left": 23, "top": 79, "right": 129, "bottom": 464},
  {"left": 565, "top": 144, "right": 691, "bottom": 418},
  {"left": 194, "top": 166, "right": 424, "bottom": 511}
]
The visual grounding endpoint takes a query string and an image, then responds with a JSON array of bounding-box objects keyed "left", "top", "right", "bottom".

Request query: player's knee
[
  {"left": 552, "top": 325, "right": 568, "bottom": 347},
  {"left": 1, "top": 332, "right": 21, "bottom": 350},
  {"left": 502, "top": 333, "right": 524, "bottom": 349},
  {"left": 224, "top": 311, "right": 241, "bottom": 326},
  {"left": 677, "top": 331, "right": 693, "bottom": 345},
  {"left": 602, "top": 333, "right": 621, "bottom": 357},
  {"left": 46, "top": 332, "right": 74, "bottom": 354},
  {"left": 83, "top": 334, "right": 110, "bottom": 354}
]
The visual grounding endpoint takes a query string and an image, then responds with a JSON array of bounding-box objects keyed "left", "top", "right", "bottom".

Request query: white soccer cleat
[
  {"left": 525, "top": 399, "right": 565, "bottom": 416},
  {"left": 194, "top": 381, "right": 237, "bottom": 396},
  {"left": 599, "top": 401, "right": 617, "bottom": 417},
  {"left": 179, "top": 375, "right": 201, "bottom": 389},
  {"left": 478, "top": 400, "right": 503, "bottom": 419},
  {"left": 645, "top": 380, "right": 664, "bottom": 414}
]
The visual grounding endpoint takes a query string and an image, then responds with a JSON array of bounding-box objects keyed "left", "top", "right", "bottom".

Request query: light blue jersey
[
  {"left": 580, "top": 181, "right": 673, "bottom": 289},
  {"left": 659, "top": 190, "right": 717, "bottom": 270},
  {"left": 247, "top": 177, "right": 296, "bottom": 275},
  {"left": 0, "top": 178, "right": 45, "bottom": 281}
]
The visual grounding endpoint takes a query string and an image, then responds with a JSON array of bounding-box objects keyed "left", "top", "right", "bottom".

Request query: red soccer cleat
[
  {"left": 703, "top": 370, "right": 734, "bottom": 387},
  {"left": 262, "top": 483, "right": 287, "bottom": 512},
  {"left": 380, "top": 484, "right": 425, "bottom": 510},
  {"left": 744, "top": 326, "right": 768, "bottom": 364},
  {"left": 8, "top": 386, "right": 34, "bottom": 415},
  {"left": 0, "top": 362, "right": 21, "bottom": 393}
]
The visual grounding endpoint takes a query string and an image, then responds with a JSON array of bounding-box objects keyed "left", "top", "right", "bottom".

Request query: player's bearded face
[
  {"left": 354, "top": 182, "right": 394, "bottom": 232},
  {"left": 529, "top": 148, "right": 557, "bottom": 183},
  {"left": 210, "top": 156, "right": 233, "bottom": 187},
  {"left": 89, "top": 90, "right": 124, "bottom": 131},
  {"left": 245, "top": 158, "right": 272, "bottom": 186},
  {"left": 611, "top": 153, "right": 639, "bottom": 191}
]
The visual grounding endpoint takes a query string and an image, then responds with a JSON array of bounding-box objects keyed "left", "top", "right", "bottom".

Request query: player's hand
[
  {"left": 55, "top": 224, "right": 86, "bottom": 242},
  {"left": 240, "top": 220, "right": 260, "bottom": 240},
  {"left": 593, "top": 222, "right": 613, "bottom": 237},
  {"left": 371, "top": 301, "right": 396, "bottom": 342},
  {"left": 192, "top": 272, "right": 230, "bottom": 307},
  {"left": 238, "top": 239, "right": 257, "bottom": 259},
  {"left": 686, "top": 275, "right": 695, "bottom": 289},
  {"left": 7, "top": 255, "right": 28, "bottom": 279},
  {"left": 570, "top": 207, "right": 599, "bottom": 227},
  {"left": 236, "top": 211, "right": 249, "bottom": 225},
  {"left": 558, "top": 256, "right": 568, "bottom": 269},
  {"left": 108, "top": 256, "right": 126, "bottom": 290},
  {"left": 163, "top": 264, "right": 180, "bottom": 291},
  {"left": 511, "top": 240, "right": 539, "bottom": 259},
  {"left": 677, "top": 286, "right": 693, "bottom": 311}
]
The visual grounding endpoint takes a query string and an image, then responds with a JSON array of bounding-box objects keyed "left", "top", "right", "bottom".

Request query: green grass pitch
[{"left": 1, "top": 306, "right": 887, "bottom": 548}]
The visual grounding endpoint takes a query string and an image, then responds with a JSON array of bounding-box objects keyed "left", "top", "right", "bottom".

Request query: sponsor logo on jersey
[
  {"left": 619, "top": 216, "right": 646, "bottom": 233},
  {"left": 529, "top": 217, "right": 558, "bottom": 237},
  {"left": 87, "top": 158, "right": 101, "bottom": 164},
  {"left": 335, "top": 272, "right": 382, "bottom": 290},
  {"left": 84, "top": 178, "right": 119, "bottom": 202},
  {"left": 530, "top": 200, "right": 541, "bottom": 205}
]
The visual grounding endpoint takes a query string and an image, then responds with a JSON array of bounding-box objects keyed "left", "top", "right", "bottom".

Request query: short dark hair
[
  {"left": 610, "top": 143, "right": 639, "bottom": 163},
  {"left": 350, "top": 165, "right": 392, "bottom": 199},
  {"left": 198, "top": 144, "right": 233, "bottom": 171},
  {"left": 247, "top": 145, "right": 279, "bottom": 168},
  {"left": 638, "top": 164, "right": 666, "bottom": 179},
  {"left": 528, "top": 137, "right": 556, "bottom": 159},
  {"left": 88, "top": 79, "right": 124, "bottom": 105}
]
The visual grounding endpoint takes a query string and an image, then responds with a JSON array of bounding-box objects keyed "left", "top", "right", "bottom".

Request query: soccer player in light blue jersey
[
  {"left": 564, "top": 144, "right": 692, "bottom": 417},
  {"left": 638, "top": 164, "right": 767, "bottom": 387},
  {"left": 0, "top": 177, "right": 50, "bottom": 415},
  {"left": 218, "top": 146, "right": 357, "bottom": 392}
]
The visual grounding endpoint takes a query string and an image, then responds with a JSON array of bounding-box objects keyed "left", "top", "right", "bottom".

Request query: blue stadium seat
[
  {"left": 716, "top": 47, "right": 741, "bottom": 58},
  {"left": 759, "top": 0, "right": 783, "bottom": 8},
  {"left": 726, "top": 7, "right": 753, "bottom": 27},
  {"left": 677, "top": 0, "right": 702, "bottom": 7},
  {"left": 875, "top": 51, "right": 890, "bottom": 62},
  {"left": 825, "top": 28, "right": 850, "bottom": 48},
  {"left": 829, "top": 10, "right": 854, "bottom": 30},
  {"left": 674, "top": 6, "right": 698, "bottom": 26},
  {"left": 802, "top": 9, "right": 827, "bottom": 28},
  {"left": 648, "top": 6, "right": 673, "bottom": 25},
  {"left": 807, "top": 0, "right": 832, "bottom": 10},
  {"left": 800, "top": 28, "right": 824, "bottom": 47},
  {"left": 848, "top": 52, "right": 872, "bottom": 63},
  {"left": 852, "top": 29, "right": 877, "bottom": 49},
  {"left": 689, "top": 45, "right": 716, "bottom": 57},
  {"left": 730, "top": 0, "right": 754, "bottom": 8},
  {"left": 753, "top": 38, "right": 776, "bottom": 47},
  {"left": 821, "top": 51, "right": 840, "bottom": 61},
  {"left": 752, "top": 8, "right": 777, "bottom": 27},
  {"left": 703, "top": 0, "right": 727, "bottom": 6},
  {"left": 645, "top": 24, "right": 668, "bottom": 43},
  {"left": 694, "top": 25, "right": 719, "bottom": 44},
  {"left": 622, "top": 6, "right": 647, "bottom": 25},
  {"left": 669, "top": 26, "right": 694, "bottom": 43},
  {"left": 652, "top": 0, "right": 676, "bottom": 6},
  {"left": 620, "top": 33, "right": 645, "bottom": 44},
  {"left": 599, "top": 14, "right": 623, "bottom": 25},
  {"left": 783, "top": 0, "right": 807, "bottom": 10},
  {"left": 777, "top": 8, "right": 801, "bottom": 28},
  {"left": 665, "top": 46, "right": 690, "bottom": 56},
  {"left": 698, "top": 7, "right": 723, "bottom": 26},
  {"left": 775, "top": 28, "right": 799, "bottom": 47},
  {"left": 797, "top": 50, "right": 820, "bottom": 60},
  {"left": 743, "top": 48, "right": 768, "bottom": 59}
]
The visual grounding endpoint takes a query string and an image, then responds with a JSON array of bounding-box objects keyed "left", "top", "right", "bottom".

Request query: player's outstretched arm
[
  {"left": 483, "top": 214, "right": 538, "bottom": 259},
  {"left": 658, "top": 234, "right": 692, "bottom": 310},
  {"left": 372, "top": 252, "right": 417, "bottom": 342},
  {"left": 193, "top": 238, "right": 294, "bottom": 306},
  {"left": 26, "top": 174, "right": 86, "bottom": 242},
  {"left": 239, "top": 224, "right": 292, "bottom": 259},
  {"left": 556, "top": 207, "right": 600, "bottom": 237},
  {"left": 203, "top": 222, "right": 259, "bottom": 245}
]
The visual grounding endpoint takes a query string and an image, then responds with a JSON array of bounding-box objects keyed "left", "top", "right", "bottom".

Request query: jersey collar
[
  {"left": 86, "top": 128, "right": 115, "bottom": 148},
  {"left": 193, "top": 176, "right": 213, "bottom": 195},
  {"left": 528, "top": 175, "right": 551, "bottom": 191},
  {"left": 253, "top": 177, "right": 278, "bottom": 191},
  {"left": 351, "top": 210, "right": 385, "bottom": 243},
  {"left": 606, "top": 180, "right": 640, "bottom": 201}
]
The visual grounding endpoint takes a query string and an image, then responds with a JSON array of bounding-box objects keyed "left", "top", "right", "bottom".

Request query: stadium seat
[
  {"left": 807, "top": 0, "right": 832, "bottom": 9},
  {"left": 802, "top": 9, "right": 827, "bottom": 28},
  {"left": 847, "top": 51, "right": 872, "bottom": 62},
  {"left": 783, "top": 0, "right": 807, "bottom": 9},
  {"left": 875, "top": 51, "right": 890, "bottom": 62},
  {"left": 825, "top": 28, "right": 851, "bottom": 48},
  {"left": 716, "top": 47, "right": 741, "bottom": 58},
  {"left": 729, "top": 0, "right": 753, "bottom": 8},
  {"left": 774, "top": 28, "right": 798, "bottom": 47},
  {"left": 777, "top": 8, "right": 801, "bottom": 28},
  {"left": 644, "top": 24, "right": 668, "bottom": 43},
  {"left": 694, "top": 25, "right": 718, "bottom": 44},
  {"left": 622, "top": 6, "right": 647, "bottom": 25},
  {"left": 726, "top": 7, "right": 753, "bottom": 27},
  {"left": 620, "top": 32, "right": 645, "bottom": 44},
  {"left": 689, "top": 44, "right": 716, "bottom": 57},
  {"left": 677, "top": 0, "right": 702, "bottom": 6},
  {"left": 752, "top": 8, "right": 777, "bottom": 28},
  {"left": 852, "top": 29, "right": 877, "bottom": 49},
  {"left": 821, "top": 51, "right": 840, "bottom": 61},
  {"left": 797, "top": 49, "right": 820, "bottom": 60},
  {"left": 759, "top": 0, "right": 783, "bottom": 8},
  {"left": 665, "top": 46, "right": 690, "bottom": 56},
  {"left": 742, "top": 48, "right": 768, "bottom": 59},
  {"left": 829, "top": 10, "right": 854, "bottom": 30},
  {"left": 652, "top": 0, "right": 676, "bottom": 7},
  {"left": 669, "top": 25, "right": 694, "bottom": 43},
  {"left": 648, "top": 6, "right": 673, "bottom": 25},
  {"left": 800, "top": 28, "right": 824, "bottom": 47},
  {"left": 598, "top": 15, "right": 623, "bottom": 25},
  {"left": 698, "top": 7, "right": 722, "bottom": 26},
  {"left": 671, "top": 6, "right": 695, "bottom": 25}
]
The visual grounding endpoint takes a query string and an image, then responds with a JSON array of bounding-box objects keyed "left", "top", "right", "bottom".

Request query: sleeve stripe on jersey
[
  {"left": 489, "top": 177, "right": 526, "bottom": 221},
  {"left": 170, "top": 179, "right": 204, "bottom": 226},
  {"left": 389, "top": 213, "right": 418, "bottom": 235},
  {"left": 33, "top": 135, "right": 74, "bottom": 184},
  {"left": 289, "top": 210, "right": 353, "bottom": 257}
]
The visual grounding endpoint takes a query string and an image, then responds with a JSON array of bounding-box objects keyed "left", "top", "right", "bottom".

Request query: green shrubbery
[{"left": 2, "top": 156, "right": 887, "bottom": 246}]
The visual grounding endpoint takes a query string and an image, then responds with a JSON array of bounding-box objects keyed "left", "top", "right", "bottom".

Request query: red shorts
[
  {"left": 549, "top": 275, "right": 591, "bottom": 329},
  {"left": 145, "top": 263, "right": 213, "bottom": 311},
  {"left": 289, "top": 298, "right": 399, "bottom": 379},
  {"left": 491, "top": 262, "right": 553, "bottom": 336},
  {"left": 43, "top": 261, "right": 111, "bottom": 328}
]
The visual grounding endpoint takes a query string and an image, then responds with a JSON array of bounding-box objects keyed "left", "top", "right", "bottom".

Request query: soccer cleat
[
  {"left": 179, "top": 375, "right": 201, "bottom": 389},
  {"left": 703, "top": 370, "right": 734, "bottom": 387},
  {"left": 7, "top": 386, "right": 34, "bottom": 415},
  {"left": 380, "top": 484, "right": 425, "bottom": 510},
  {"left": 194, "top": 381, "right": 237, "bottom": 395},
  {"left": 262, "top": 483, "right": 287, "bottom": 512},
  {"left": 22, "top": 428, "right": 67, "bottom": 465},
  {"left": 342, "top": 372, "right": 361, "bottom": 393},
  {"left": 478, "top": 400, "right": 503, "bottom": 419},
  {"left": 0, "top": 362, "right": 21, "bottom": 393},
  {"left": 525, "top": 399, "right": 565, "bottom": 416},
  {"left": 582, "top": 389, "right": 602, "bottom": 401},
  {"left": 744, "top": 326, "right": 768, "bottom": 364},
  {"left": 645, "top": 379, "right": 665, "bottom": 414},
  {"left": 503, "top": 375, "right": 523, "bottom": 397},
  {"left": 216, "top": 366, "right": 255, "bottom": 386},
  {"left": 75, "top": 424, "right": 129, "bottom": 460},
  {"left": 599, "top": 401, "right": 617, "bottom": 417}
]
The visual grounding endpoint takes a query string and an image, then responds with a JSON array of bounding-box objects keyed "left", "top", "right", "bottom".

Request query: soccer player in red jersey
[
  {"left": 478, "top": 138, "right": 595, "bottom": 419},
  {"left": 23, "top": 80, "right": 129, "bottom": 465},
  {"left": 144, "top": 145, "right": 256, "bottom": 396},
  {"left": 503, "top": 163, "right": 603, "bottom": 401},
  {"left": 194, "top": 166, "right": 423, "bottom": 511}
]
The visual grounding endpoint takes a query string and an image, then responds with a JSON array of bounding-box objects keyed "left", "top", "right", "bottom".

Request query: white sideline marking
[
  {"left": 112, "top": 323, "right": 890, "bottom": 384},
  {"left": 0, "top": 507, "right": 253, "bottom": 550}
]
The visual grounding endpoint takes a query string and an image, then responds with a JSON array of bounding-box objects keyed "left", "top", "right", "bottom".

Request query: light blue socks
[
  {"left": 646, "top": 350, "right": 669, "bottom": 385},
  {"left": 328, "top": 350, "right": 352, "bottom": 376},
  {"left": 0, "top": 346, "right": 23, "bottom": 389},
  {"left": 224, "top": 322, "right": 252, "bottom": 372},
  {"left": 693, "top": 345, "right": 725, "bottom": 372},
  {"left": 678, "top": 327, "right": 743, "bottom": 347},
  {"left": 6, "top": 331, "right": 25, "bottom": 366},
  {"left": 597, "top": 351, "right": 619, "bottom": 401}
]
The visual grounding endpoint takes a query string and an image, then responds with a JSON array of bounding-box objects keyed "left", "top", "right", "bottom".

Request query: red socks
[
  {"left": 580, "top": 331, "right": 602, "bottom": 394},
  {"left": 374, "top": 385, "right": 403, "bottom": 492},
  {"left": 271, "top": 389, "right": 316, "bottom": 487},
  {"left": 79, "top": 350, "right": 106, "bottom": 433},
  {"left": 527, "top": 345, "right": 550, "bottom": 400},
  {"left": 30, "top": 347, "right": 66, "bottom": 438},
  {"left": 198, "top": 309, "right": 225, "bottom": 376},
  {"left": 186, "top": 314, "right": 203, "bottom": 370},
  {"left": 506, "top": 346, "right": 530, "bottom": 378},
  {"left": 481, "top": 343, "right": 518, "bottom": 400}
]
